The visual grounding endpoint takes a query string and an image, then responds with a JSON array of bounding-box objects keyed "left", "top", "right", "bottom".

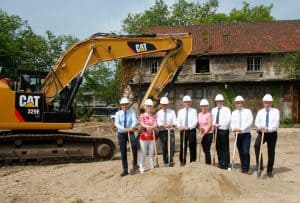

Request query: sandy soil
[{"left": 0, "top": 122, "right": 300, "bottom": 203}]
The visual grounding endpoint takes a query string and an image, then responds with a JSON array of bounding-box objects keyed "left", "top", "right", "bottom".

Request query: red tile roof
[{"left": 145, "top": 20, "right": 300, "bottom": 55}]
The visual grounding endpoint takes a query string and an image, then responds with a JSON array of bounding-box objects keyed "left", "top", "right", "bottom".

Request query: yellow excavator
[{"left": 0, "top": 32, "right": 192, "bottom": 163}]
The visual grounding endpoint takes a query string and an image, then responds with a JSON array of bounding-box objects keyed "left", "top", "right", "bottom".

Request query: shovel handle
[
  {"left": 257, "top": 131, "right": 265, "bottom": 177},
  {"left": 231, "top": 132, "right": 238, "bottom": 170}
]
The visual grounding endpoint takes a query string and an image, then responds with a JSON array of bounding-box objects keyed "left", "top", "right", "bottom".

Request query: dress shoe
[
  {"left": 120, "top": 170, "right": 129, "bottom": 177},
  {"left": 267, "top": 172, "right": 274, "bottom": 178}
]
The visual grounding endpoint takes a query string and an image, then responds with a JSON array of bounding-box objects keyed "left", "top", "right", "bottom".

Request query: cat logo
[
  {"left": 19, "top": 95, "right": 40, "bottom": 108},
  {"left": 135, "top": 43, "right": 148, "bottom": 53},
  {"left": 127, "top": 42, "right": 156, "bottom": 53}
]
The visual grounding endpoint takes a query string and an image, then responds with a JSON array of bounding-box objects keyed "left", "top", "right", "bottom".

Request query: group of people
[{"left": 114, "top": 93, "right": 280, "bottom": 178}]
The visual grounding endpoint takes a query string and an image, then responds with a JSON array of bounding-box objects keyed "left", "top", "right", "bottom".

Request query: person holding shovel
[
  {"left": 254, "top": 94, "right": 280, "bottom": 177},
  {"left": 177, "top": 95, "right": 198, "bottom": 165},
  {"left": 115, "top": 97, "right": 138, "bottom": 177},
  {"left": 139, "top": 99, "right": 157, "bottom": 173},
  {"left": 230, "top": 96, "right": 253, "bottom": 174},
  {"left": 156, "top": 97, "right": 177, "bottom": 167},
  {"left": 212, "top": 94, "right": 231, "bottom": 170},
  {"left": 197, "top": 99, "right": 213, "bottom": 164}
]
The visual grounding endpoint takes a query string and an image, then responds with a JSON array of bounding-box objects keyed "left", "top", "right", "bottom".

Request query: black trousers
[
  {"left": 236, "top": 132, "right": 251, "bottom": 171},
  {"left": 201, "top": 133, "right": 213, "bottom": 164},
  {"left": 216, "top": 129, "right": 230, "bottom": 169},
  {"left": 158, "top": 129, "right": 175, "bottom": 164},
  {"left": 254, "top": 131, "right": 277, "bottom": 173},
  {"left": 118, "top": 132, "right": 138, "bottom": 171},
  {"left": 180, "top": 129, "right": 196, "bottom": 164}
]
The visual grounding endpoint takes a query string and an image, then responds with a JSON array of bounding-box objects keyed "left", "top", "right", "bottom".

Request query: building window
[
  {"left": 247, "top": 57, "right": 261, "bottom": 71},
  {"left": 150, "top": 59, "right": 160, "bottom": 74},
  {"left": 195, "top": 58, "right": 209, "bottom": 73}
]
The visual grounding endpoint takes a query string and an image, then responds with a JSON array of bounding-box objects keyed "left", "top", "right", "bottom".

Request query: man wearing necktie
[
  {"left": 212, "top": 94, "right": 231, "bottom": 170},
  {"left": 177, "top": 95, "right": 198, "bottom": 165},
  {"left": 254, "top": 94, "right": 280, "bottom": 177},
  {"left": 230, "top": 96, "right": 253, "bottom": 174},
  {"left": 114, "top": 97, "right": 138, "bottom": 177},
  {"left": 156, "top": 97, "right": 177, "bottom": 166}
]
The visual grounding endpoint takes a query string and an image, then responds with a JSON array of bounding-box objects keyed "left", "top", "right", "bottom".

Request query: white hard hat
[
  {"left": 120, "top": 97, "right": 130, "bottom": 104},
  {"left": 234, "top": 95, "right": 244, "bottom": 102},
  {"left": 183, "top": 95, "right": 192, "bottom": 102},
  {"left": 160, "top": 97, "right": 169, "bottom": 104},
  {"left": 215, "top": 94, "right": 224, "bottom": 101},
  {"left": 263, "top": 94, "right": 273, "bottom": 102},
  {"left": 144, "top": 99, "right": 153, "bottom": 106},
  {"left": 200, "top": 99, "right": 209, "bottom": 106}
]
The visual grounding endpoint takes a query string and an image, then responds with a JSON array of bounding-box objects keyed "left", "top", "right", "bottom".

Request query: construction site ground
[{"left": 0, "top": 121, "right": 300, "bottom": 203}]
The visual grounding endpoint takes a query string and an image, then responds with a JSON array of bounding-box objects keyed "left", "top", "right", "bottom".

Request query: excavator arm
[{"left": 43, "top": 33, "right": 192, "bottom": 108}]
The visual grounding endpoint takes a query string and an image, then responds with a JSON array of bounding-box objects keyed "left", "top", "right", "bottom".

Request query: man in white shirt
[
  {"left": 177, "top": 95, "right": 198, "bottom": 165},
  {"left": 156, "top": 97, "right": 177, "bottom": 167},
  {"left": 230, "top": 96, "right": 253, "bottom": 173},
  {"left": 254, "top": 94, "right": 280, "bottom": 177},
  {"left": 212, "top": 94, "right": 231, "bottom": 169}
]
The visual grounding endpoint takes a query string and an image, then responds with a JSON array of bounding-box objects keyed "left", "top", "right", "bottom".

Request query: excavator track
[{"left": 0, "top": 131, "right": 115, "bottom": 165}]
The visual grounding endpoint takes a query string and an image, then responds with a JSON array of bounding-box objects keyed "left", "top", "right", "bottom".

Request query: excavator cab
[{"left": 16, "top": 70, "right": 75, "bottom": 124}]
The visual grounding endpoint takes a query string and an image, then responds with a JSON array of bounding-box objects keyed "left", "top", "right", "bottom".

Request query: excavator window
[{"left": 18, "top": 70, "right": 48, "bottom": 93}]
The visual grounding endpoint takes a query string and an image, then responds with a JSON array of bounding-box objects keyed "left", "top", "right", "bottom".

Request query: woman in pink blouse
[
  {"left": 139, "top": 99, "right": 157, "bottom": 173},
  {"left": 197, "top": 99, "right": 213, "bottom": 164}
]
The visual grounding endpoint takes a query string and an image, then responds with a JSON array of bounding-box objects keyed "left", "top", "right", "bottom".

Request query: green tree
[
  {"left": 121, "top": 0, "right": 274, "bottom": 34},
  {"left": 76, "top": 62, "right": 121, "bottom": 106},
  {"left": 0, "top": 10, "right": 78, "bottom": 79},
  {"left": 228, "top": 1, "right": 274, "bottom": 22},
  {"left": 278, "top": 50, "right": 300, "bottom": 76}
]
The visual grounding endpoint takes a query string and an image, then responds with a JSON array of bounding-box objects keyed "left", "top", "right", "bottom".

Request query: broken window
[
  {"left": 150, "top": 59, "right": 160, "bottom": 74},
  {"left": 195, "top": 58, "right": 210, "bottom": 73},
  {"left": 247, "top": 57, "right": 261, "bottom": 71}
]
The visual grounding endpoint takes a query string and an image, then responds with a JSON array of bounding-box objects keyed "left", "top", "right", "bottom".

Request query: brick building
[{"left": 122, "top": 20, "right": 300, "bottom": 123}]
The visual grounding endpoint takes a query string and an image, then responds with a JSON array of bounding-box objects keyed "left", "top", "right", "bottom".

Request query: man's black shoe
[
  {"left": 120, "top": 170, "right": 129, "bottom": 177},
  {"left": 267, "top": 172, "right": 274, "bottom": 178}
]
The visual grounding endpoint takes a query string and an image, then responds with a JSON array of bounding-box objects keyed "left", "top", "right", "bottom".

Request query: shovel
[
  {"left": 231, "top": 132, "right": 238, "bottom": 171},
  {"left": 198, "top": 128, "right": 203, "bottom": 163},
  {"left": 127, "top": 132, "right": 135, "bottom": 175},
  {"left": 168, "top": 128, "right": 172, "bottom": 166},
  {"left": 153, "top": 130, "right": 159, "bottom": 168},
  {"left": 257, "top": 131, "right": 265, "bottom": 178},
  {"left": 212, "top": 128, "right": 218, "bottom": 166},
  {"left": 182, "top": 130, "right": 186, "bottom": 165}
]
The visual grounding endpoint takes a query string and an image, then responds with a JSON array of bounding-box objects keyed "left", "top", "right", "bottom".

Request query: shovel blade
[{"left": 130, "top": 169, "right": 135, "bottom": 175}]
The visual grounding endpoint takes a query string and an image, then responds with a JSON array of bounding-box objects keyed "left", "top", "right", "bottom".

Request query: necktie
[
  {"left": 164, "top": 110, "right": 167, "bottom": 125},
  {"left": 124, "top": 110, "right": 127, "bottom": 128},
  {"left": 239, "top": 109, "right": 242, "bottom": 129},
  {"left": 216, "top": 107, "right": 220, "bottom": 124},
  {"left": 185, "top": 108, "right": 189, "bottom": 127},
  {"left": 266, "top": 109, "right": 269, "bottom": 128}
]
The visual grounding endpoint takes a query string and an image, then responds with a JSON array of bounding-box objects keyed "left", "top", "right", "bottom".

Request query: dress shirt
[
  {"left": 211, "top": 106, "right": 231, "bottom": 130},
  {"left": 255, "top": 108, "right": 280, "bottom": 132},
  {"left": 177, "top": 107, "right": 198, "bottom": 129},
  {"left": 230, "top": 108, "right": 253, "bottom": 133},
  {"left": 156, "top": 108, "right": 177, "bottom": 127},
  {"left": 198, "top": 112, "right": 213, "bottom": 134},
  {"left": 115, "top": 108, "right": 137, "bottom": 133}
]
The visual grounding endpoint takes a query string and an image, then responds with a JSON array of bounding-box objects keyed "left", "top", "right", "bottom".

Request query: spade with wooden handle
[
  {"left": 231, "top": 132, "right": 238, "bottom": 171},
  {"left": 127, "top": 132, "right": 135, "bottom": 175},
  {"left": 257, "top": 131, "right": 265, "bottom": 178},
  {"left": 153, "top": 130, "right": 159, "bottom": 168}
]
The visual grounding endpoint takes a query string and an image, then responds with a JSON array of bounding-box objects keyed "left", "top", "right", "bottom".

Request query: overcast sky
[{"left": 1, "top": 0, "right": 299, "bottom": 39}]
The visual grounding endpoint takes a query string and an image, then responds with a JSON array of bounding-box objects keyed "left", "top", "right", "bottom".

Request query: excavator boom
[{"left": 43, "top": 33, "right": 192, "bottom": 106}]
